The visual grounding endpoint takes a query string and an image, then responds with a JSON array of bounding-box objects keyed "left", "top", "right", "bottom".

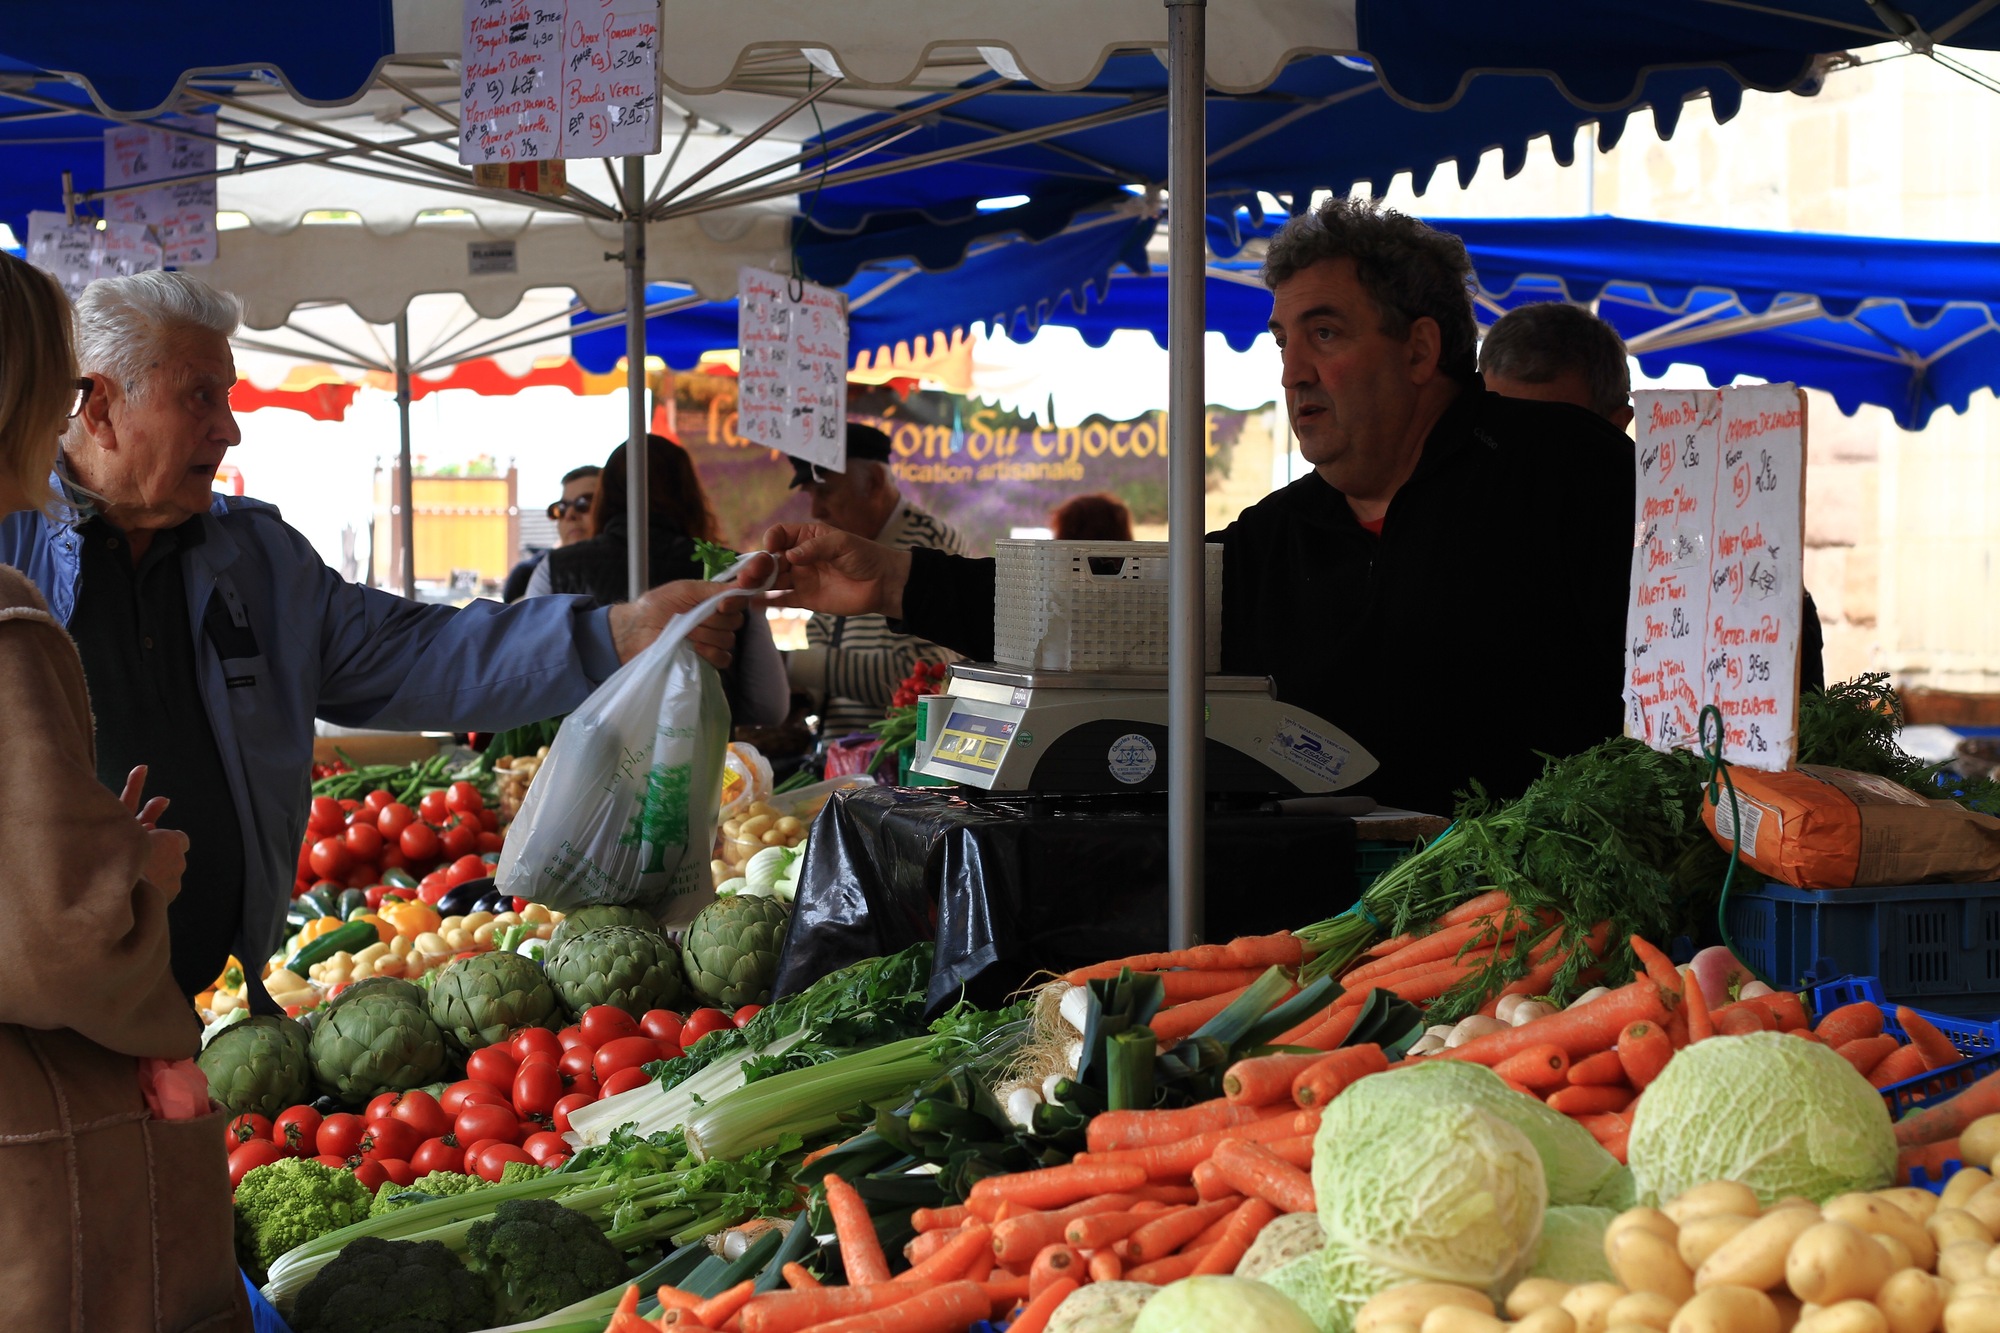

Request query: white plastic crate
[{"left": 993, "top": 540, "right": 1223, "bottom": 672}]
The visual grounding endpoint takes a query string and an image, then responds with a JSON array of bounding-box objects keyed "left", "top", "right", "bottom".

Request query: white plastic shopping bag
[{"left": 496, "top": 561, "right": 769, "bottom": 921}]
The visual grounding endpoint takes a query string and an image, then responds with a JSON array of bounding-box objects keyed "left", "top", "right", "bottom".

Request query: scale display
[{"left": 926, "top": 710, "right": 1017, "bottom": 776}]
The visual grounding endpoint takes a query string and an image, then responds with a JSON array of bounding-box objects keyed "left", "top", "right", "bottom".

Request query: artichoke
[
  {"left": 682, "top": 895, "right": 791, "bottom": 1008},
  {"left": 546, "top": 926, "right": 683, "bottom": 1019},
  {"left": 546, "top": 904, "right": 662, "bottom": 959},
  {"left": 307, "top": 977, "right": 448, "bottom": 1103},
  {"left": 427, "top": 951, "right": 560, "bottom": 1052},
  {"left": 196, "top": 1015, "right": 313, "bottom": 1117}
]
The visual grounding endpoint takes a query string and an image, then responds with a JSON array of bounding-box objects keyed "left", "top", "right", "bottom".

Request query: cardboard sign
[
  {"left": 102, "top": 114, "right": 217, "bottom": 267},
  {"left": 1624, "top": 383, "right": 1807, "bottom": 770},
  {"left": 25, "top": 211, "right": 162, "bottom": 301},
  {"left": 734, "top": 267, "right": 848, "bottom": 469},
  {"left": 459, "top": 0, "right": 661, "bottom": 165}
]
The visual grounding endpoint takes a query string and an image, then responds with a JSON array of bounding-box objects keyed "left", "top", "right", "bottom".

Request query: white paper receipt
[
  {"left": 1106, "top": 733, "right": 1158, "bottom": 785},
  {"left": 1269, "top": 715, "right": 1352, "bottom": 784}
]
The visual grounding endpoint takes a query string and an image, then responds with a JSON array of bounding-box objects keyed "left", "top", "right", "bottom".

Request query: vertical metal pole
[
  {"left": 394, "top": 313, "right": 417, "bottom": 599},
  {"left": 624, "top": 155, "right": 650, "bottom": 602},
  {"left": 1165, "top": 0, "right": 1206, "bottom": 951}
]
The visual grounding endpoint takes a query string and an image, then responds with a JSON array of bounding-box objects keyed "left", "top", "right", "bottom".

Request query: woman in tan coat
[{"left": 0, "top": 252, "right": 249, "bottom": 1330}]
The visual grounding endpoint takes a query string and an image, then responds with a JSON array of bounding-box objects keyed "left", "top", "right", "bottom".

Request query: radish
[{"left": 1689, "top": 945, "right": 1754, "bottom": 1008}]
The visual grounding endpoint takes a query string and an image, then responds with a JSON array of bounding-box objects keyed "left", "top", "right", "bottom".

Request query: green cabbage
[
  {"left": 1135, "top": 1276, "right": 1318, "bottom": 1333},
  {"left": 1526, "top": 1206, "right": 1619, "bottom": 1285},
  {"left": 1259, "top": 1240, "right": 1414, "bottom": 1333},
  {"left": 1627, "top": 1032, "right": 1896, "bottom": 1205}
]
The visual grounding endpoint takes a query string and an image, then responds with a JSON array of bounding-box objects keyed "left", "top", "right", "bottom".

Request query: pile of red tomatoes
[{"left": 296, "top": 781, "right": 505, "bottom": 904}]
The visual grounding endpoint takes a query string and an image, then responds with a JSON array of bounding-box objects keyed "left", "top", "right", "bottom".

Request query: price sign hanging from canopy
[
  {"left": 102, "top": 113, "right": 217, "bottom": 267},
  {"left": 459, "top": 0, "right": 662, "bottom": 172},
  {"left": 1623, "top": 383, "right": 1807, "bottom": 771},
  {"left": 24, "top": 211, "right": 161, "bottom": 301},
  {"left": 735, "top": 266, "right": 849, "bottom": 471}
]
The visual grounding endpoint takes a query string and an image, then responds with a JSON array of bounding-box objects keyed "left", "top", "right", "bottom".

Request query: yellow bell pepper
[
  {"left": 379, "top": 900, "right": 442, "bottom": 940},
  {"left": 354, "top": 912, "right": 396, "bottom": 944}
]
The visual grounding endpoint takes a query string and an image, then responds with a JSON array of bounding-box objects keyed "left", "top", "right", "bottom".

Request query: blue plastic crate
[
  {"left": 1807, "top": 976, "right": 2000, "bottom": 1118},
  {"left": 1727, "top": 881, "right": 2000, "bottom": 1018}
]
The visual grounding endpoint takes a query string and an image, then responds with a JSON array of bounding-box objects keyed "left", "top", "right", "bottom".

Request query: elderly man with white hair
[{"left": 0, "top": 270, "right": 757, "bottom": 1003}]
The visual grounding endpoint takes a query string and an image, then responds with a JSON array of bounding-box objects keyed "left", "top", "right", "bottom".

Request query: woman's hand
[
  {"left": 118, "top": 764, "right": 170, "bottom": 829},
  {"left": 607, "top": 554, "right": 774, "bottom": 668},
  {"left": 144, "top": 827, "right": 189, "bottom": 900}
]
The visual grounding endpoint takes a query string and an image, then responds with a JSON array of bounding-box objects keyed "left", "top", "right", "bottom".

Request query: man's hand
[
  {"left": 763, "top": 522, "right": 913, "bottom": 620},
  {"left": 607, "top": 554, "right": 774, "bottom": 668},
  {"left": 118, "top": 764, "right": 170, "bottom": 830},
  {"left": 144, "top": 827, "right": 188, "bottom": 900}
]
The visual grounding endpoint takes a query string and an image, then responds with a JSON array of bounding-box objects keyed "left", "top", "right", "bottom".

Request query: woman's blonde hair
[{"left": 0, "top": 253, "right": 76, "bottom": 514}]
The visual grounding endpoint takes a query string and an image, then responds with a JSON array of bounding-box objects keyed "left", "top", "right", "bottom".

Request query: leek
[{"left": 683, "top": 1034, "right": 943, "bottom": 1162}]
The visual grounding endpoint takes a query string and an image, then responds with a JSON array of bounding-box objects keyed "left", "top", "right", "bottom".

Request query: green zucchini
[
  {"left": 287, "top": 919, "right": 378, "bottom": 973},
  {"left": 381, "top": 868, "right": 418, "bottom": 890},
  {"left": 336, "top": 888, "right": 369, "bottom": 920}
]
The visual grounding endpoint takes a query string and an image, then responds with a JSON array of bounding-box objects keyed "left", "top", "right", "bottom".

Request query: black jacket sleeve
[{"left": 894, "top": 546, "right": 997, "bottom": 660}]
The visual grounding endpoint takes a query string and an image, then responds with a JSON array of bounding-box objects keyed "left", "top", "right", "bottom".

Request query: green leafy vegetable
[
  {"left": 1799, "top": 672, "right": 2000, "bottom": 813},
  {"left": 462, "top": 1199, "right": 627, "bottom": 1323},
  {"left": 235, "top": 1157, "right": 377, "bottom": 1281},
  {"left": 694, "top": 538, "right": 741, "bottom": 580}
]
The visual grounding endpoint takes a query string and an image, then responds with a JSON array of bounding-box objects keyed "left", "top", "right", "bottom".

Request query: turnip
[{"left": 1690, "top": 946, "right": 1754, "bottom": 1008}]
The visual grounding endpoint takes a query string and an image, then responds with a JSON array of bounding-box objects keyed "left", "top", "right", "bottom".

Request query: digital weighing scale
[{"left": 910, "top": 664, "right": 1378, "bottom": 796}]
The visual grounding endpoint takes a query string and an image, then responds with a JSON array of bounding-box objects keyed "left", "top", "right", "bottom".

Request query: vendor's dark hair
[
  {"left": 1261, "top": 196, "right": 1479, "bottom": 382},
  {"left": 561, "top": 464, "right": 602, "bottom": 486},
  {"left": 1478, "top": 301, "right": 1631, "bottom": 420},
  {"left": 1051, "top": 493, "right": 1133, "bottom": 542},
  {"left": 592, "top": 435, "right": 718, "bottom": 543}
]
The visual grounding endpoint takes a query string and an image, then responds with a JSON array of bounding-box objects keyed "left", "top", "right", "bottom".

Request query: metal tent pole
[
  {"left": 394, "top": 313, "right": 416, "bottom": 599},
  {"left": 623, "top": 154, "right": 650, "bottom": 602},
  {"left": 1165, "top": 0, "right": 1207, "bottom": 952}
]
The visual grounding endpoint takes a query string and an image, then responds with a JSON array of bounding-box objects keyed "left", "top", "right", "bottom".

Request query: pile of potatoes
[{"left": 1355, "top": 1171, "right": 2000, "bottom": 1333}]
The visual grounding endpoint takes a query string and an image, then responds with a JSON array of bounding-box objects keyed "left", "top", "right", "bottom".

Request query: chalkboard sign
[
  {"left": 102, "top": 114, "right": 216, "bottom": 268},
  {"left": 459, "top": 0, "right": 662, "bottom": 165},
  {"left": 735, "top": 267, "right": 848, "bottom": 470},
  {"left": 25, "top": 211, "right": 161, "bottom": 301},
  {"left": 1623, "top": 384, "right": 1807, "bottom": 770}
]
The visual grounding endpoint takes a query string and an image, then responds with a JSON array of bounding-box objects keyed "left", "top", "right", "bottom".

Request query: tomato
[
  {"left": 377, "top": 802, "right": 416, "bottom": 839},
  {"left": 378, "top": 1158, "right": 415, "bottom": 1188},
  {"left": 316, "top": 1112, "right": 367, "bottom": 1160},
  {"left": 228, "top": 1139, "right": 289, "bottom": 1189},
  {"left": 379, "top": 847, "right": 406, "bottom": 872},
  {"left": 226, "top": 1113, "right": 272, "bottom": 1148},
  {"left": 465, "top": 1045, "right": 519, "bottom": 1091},
  {"left": 444, "top": 849, "right": 485, "bottom": 885},
  {"left": 599, "top": 1066, "right": 652, "bottom": 1098},
  {"left": 364, "top": 884, "right": 395, "bottom": 910},
  {"left": 563, "top": 1068, "right": 599, "bottom": 1099},
  {"left": 557, "top": 1046, "right": 597, "bottom": 1084},
  {"left": 552, "top": 1092, "right": 596, "bottom": 1134},
  {"left": 365, "top": 1092, "right": 400, "bottom": 1122},
  {"left": 447, "top": 781, "right": 486, "bottom": 814},
  {"left": 440, "top": 1080, "right": 509, "bottom": 1116},
  {"left": 652, "top": 1044, "right": 683, "bottom": 1063},
  {"left": 479, "top": 808, "right": 501, "bottom": 833},
  {"left": 731, "top": 1004, "right": 762, "bottom": 1028},
  {"left": 639, "top": 1009, "right": 685, "bottom": 1046},
  {"left": 273, "top": 1105, "right": 323, "bottom": 1158},
  {"left": 593, "top": 1036, "right": 662, "bottom": 1085},
  {"left": 308, "top": 837, "right": 352, "bottom": 881},
  {"left": 351, "top": 1158, "right": 389, "bottom": 1192},
  {"left": 308, "top": 796, "right": 345, "bottom": 837},
  {"left": 512, "top": 1062, "right": 564, "bottom": 1122},
  {"left": 418, "top": 790, "right": 451, "bottom": 825},
  {"left": 681, "top": 1008, "right": 734, "bottom": 1049},
  {"left": 515, "top": 1048, "right": 557, "bottom": 1072},
  {"left": 337, "top": 798, "right": 363, "bottom": 814},
  {"left": 455, "top": 1103, "right": 520, "bottom": 1148},
  {"left": 399, "top": 822, "right": 440, "bottom": 864},
  {"left": 312, "top": 1154, "right": 349, "bottom": 1170},
  {"left": 556, "top": 1025, "right": 590, "bottom": 1050},
  {"left": 512, "top": 1027, "right": 562, "bottom": 1063},
  {"left": 389, "top": 1089, "right": 453, "bottom": 1142},
  {"left": 411, "top": 1136, "right": 463, "bottom": 1176},
  {"left": 522, "top": 1131, "right": 572, "bottom": 1166},
  {"left": 580, "top": 1006, "right": 639, "bottom": 1047},
  {"left": 342, "top": 821, "right": 384, "bottom": 861},
  {"left": 417, "top": 872, "right": 449, "bottom": 904},
  {"left": 342, "top": 865, "right": 378, "bottom": 889},
  {"left": 477, "top": 831, "right": 506, "bottom": 854},
  {"left": 361, "top": 1116, "right": 419, "bottom": 1163},
  {"left": 474, "top": 1143, "right": 533, "bottom": 1182},
  {"left": 363, "top": 788, "right": 395, "bottom": 813}
]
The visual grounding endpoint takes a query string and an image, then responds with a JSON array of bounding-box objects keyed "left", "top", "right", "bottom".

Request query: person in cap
[{"left": 785, "top": 422, "right": 967, "bottom": 735}]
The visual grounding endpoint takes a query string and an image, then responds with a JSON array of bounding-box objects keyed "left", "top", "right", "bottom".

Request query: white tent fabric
[{"left": 229, "top": 287, "right": 582, "bottom": 384}]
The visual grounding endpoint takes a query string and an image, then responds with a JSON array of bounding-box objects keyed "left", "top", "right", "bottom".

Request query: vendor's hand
[
  {"left": 143, "top": 827, "right": 188, "bottom": 901},
  {"left": 118, "top": 764, "right": 170, "bottom": 830},
  {"left": 763, "top": 522, "right": 913, "bottom": 620},
  {"left": 607, "top": 554, "right": 774, "bottom": 668}
]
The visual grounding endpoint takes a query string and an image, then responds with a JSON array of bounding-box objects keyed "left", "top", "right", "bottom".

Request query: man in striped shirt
[{"left": 786, "top": 423, "right": 967, "bottom": 735}]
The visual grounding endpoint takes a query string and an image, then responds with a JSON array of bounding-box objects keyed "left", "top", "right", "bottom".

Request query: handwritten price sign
[
  {"left": 735, "top": 267, "right": 848, "bottom": 469},
  {"left": 1623, "top": 384, "right": 1806, "bottom": 770},
  {"left": 102, "top": 114, "right": 216, "bottom": 267},
  {"left": 459, "top": 0, "right": 660, "bottom": 165},
  {"left": 25, "top": 211, "right": 162, "bottom": 301}
]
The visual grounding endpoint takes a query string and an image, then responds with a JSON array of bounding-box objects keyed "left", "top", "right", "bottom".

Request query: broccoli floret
[
  {"left": 370, "top": 1170, "right": 489, "bottom": 1217},
  {"left": 462, "top": 1198, "right": 628, "bottom": 1322},
  {"left": 497, "top": 1160, "right": 552, "bottom": 1186},
  {"left": 289, "top": 1237, "right": 492, "bottom": 1333},
  {"left": 234, "top": 1158, "right": 375, "bottom": 1281}
]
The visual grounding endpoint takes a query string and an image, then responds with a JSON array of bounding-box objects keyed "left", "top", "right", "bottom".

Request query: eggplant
[
  {"left": 310, "top": 1094, "right": 343, "bottom": 1116},
  {"left": 471, "top": 888, "right": 509, "bottom": 916},
  {"left": 436, "top": 878, "right": 495, "bottom": 918}
]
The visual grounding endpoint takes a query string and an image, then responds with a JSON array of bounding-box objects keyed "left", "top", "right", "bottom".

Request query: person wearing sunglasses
[{"left": 501, "top": 464, "right": 599, "bottom": 603}]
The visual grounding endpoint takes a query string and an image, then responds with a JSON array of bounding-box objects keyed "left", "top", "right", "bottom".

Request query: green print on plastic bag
[{"left": 621, "top": 761, "right": 692, "bottom": 872}]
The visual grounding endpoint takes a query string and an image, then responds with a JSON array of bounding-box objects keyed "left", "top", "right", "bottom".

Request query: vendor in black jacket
[{"left": 764, "top": 199, "right": 1635, "bottom": 814}]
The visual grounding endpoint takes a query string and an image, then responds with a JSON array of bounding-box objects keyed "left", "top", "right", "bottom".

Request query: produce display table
[{"left": 771, "top": 784, "right": 1370, "bottom": 1013}]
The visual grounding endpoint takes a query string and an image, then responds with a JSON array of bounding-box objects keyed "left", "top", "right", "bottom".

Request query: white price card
[
  {"left": 102, "top": 114, "right": 217, "bottom": 267},
  {"left": 735, "top": 267, "right": 849, "bottom": 469},
  {"left": 25, "top": 210, "right": 162, "bottom": 301},
  {"left": 460, "top": 0, "right": 661, "bottom": 165}
]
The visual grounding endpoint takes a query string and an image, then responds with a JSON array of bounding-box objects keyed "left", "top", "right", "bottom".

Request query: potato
[
  {"left": 1670, "top": 1285, "right": 1782, "bottom": 1333},
  {"left": 1669, "top": 1183, "right": 1764, "bottom": 1226},
  {"left": 1879, "top": 1190, "right": 1942, "bottom": 1225},
  {"left": 1515, "top": 1308, "right": 1579, "bottom": 1333},
  {"left": 1953, "top": 1282, "right": 2000, "bottom": 1304},
  {"left": 1508, "top": 1281, "right": 1579, "bottom": 1318},
  {"left": 1944, "top": 1172, "right": 1994, "bottom": 1212},
  {"left": 1878, "top": 1269, "right": 1948, "bottom": 1333},
  {"left": 1611, "top": 1210, "right": 1684, "bottom": 1250},
  {"left": 1610, "top": 1227, "right": 1697, "bottom": 1303},
  {"left": 1422, "top": 1306, "right": 1506, "bottom": 1333},
  {"left": 1943, "top": 1300, "right": 2000, "bottom": 1333},
  {"left": 1357, "top": 1284, "right": 1496, "bottom": 1333},
  {"left": 1698, "top": 1205, "right": 1822, "bottom": 1292},
  {"left": 1878, "top": 1235, "right": 1918, "bottom": 1273},
  {"left": 1985, "top": 1250, "right": 2000, "bottom": 1279},
  {"left": 1682, "top": 1215, "right": 1757, "bottom": 1271},
  {"left": 1563, "top": 1283, "right": 1633, "bottom": 1333},
  {"left": 1828, "top": 1193, "right": 1941, "bottom": 1270},
  {"left": 1608, "top": 1292, "right": 1682, "bottom": 1331},
  {"left": 1931, "top": 1212, "right": 1995, "bottom": 1250},
  {"left": 1964, "top": 1187, "right": 2000, "bottom": 1237},
  {"left": 1797, "top": 1301, "right": 1891, "bottom": 1333},
  {"left": 1789, "top": 1222, "right": 1895, "bottom": 1304},
  {"left": 1942, "top": 1243, "right": 1998, "bottom": 1287},
  {"left": 1608, "top": 1325, "right": 1664, "bottom": 1333},
  {"left": 1963, "top": 1119, "right": 2000, "bottom": 1172}
]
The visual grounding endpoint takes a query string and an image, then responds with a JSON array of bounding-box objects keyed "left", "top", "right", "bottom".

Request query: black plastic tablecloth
[{"left": 771, "top": 785, "right": 1363, "bottom": 1014}]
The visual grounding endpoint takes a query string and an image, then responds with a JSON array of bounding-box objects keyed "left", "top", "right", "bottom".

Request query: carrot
[
  {"left": 692, "top": 1280, "right": 756, "bottom": 1329},
  {"left": 1493, "top": 1044, "right": 1571, "bottom": 1090},
  {"left": 1086, "top": 1100, "right": 1280, "bottom": 1153},
  {"left": 1489, "top": 923, "right": 1614, "bottom": 1011},
  {"left": 1896, "top": 1138, "right": 1961, "bottom": 1186},
  {"left": 1224, "top": 1053, "right": 1332, "bottom": 1105},
  {"left": 911, "top": 1204, "right": 973, "bottom": 1233},
  {"left": 1213, "top": 1138, "right": 1316, "bottom": 1213},
  {"left": 607, "top": 1315, "right": 660, "bottom": 1333},
  {"left": 1442, "top": 978, "right": 1674, "bottom": 1066},
  {"left": 1084, "top": 1111, "right": 1309, "bottom": 1180},
  {"left": 1815, "top": 1002, "right": 1885, "bottom": 1047},
  {"left": 1134, "top": 1183, "right": 1201, "bottom": 1205},
  {"left": 980, "top": 1274, "right": 1032, "bottom": 1319},
  {"left": 1600, "top": 1119, "right": 1631, "bottom": 1164},
  {"left": 963, "top": 1249, "right": 995, "bottom": 1285},
  {"left": 1292, "top": 1044, "right": 1390, "bottom": 1108},
  {"left": 614, "top": 1286, "right": 642, "bottom": 1316},
  {"left": 1500, "top": 1077, "right": 1538, "bottom": 1099},
  {"left": 990, "top": 1195, "right": 1139, "bottom": 1267},
  {"left": 824, "top": 1174, "right": 892, "bottom": 1284},
  {"left": 1681, "top": 969, "right": 1714, "bottom": 1042},
  {"left": 1898, "top": 1007, "right": 1966, "bottom": 1072},
  {"left": 780, "top": 1264, "right": 821, "bottom": 1292},
  {"left": 1629, "top": 936, "right": 1683, "bottom": 995},
  {"left": 1437, "top": 890, "right": 1515, "bottom": 928},
  {"left": 1709, "top": 997, "right": 1774, "bottom": 1034},
  {"left": 1027, "top": 1243, "right": 1082, "bottom": 1297},
  {"left": 1066, "top": 1211, "right": 1153, "bottom": 1250},
  {"left": 898, "top": 1224, "right": 992, "bottom": 1284},
  {"left": 1836, "top": 1034, "right": 1901, "bottom": 1076},
  {"left": 1870, "top": 1043, "right": 1930, "bottom": 1088},
  {"left": 1188, "top": 1206, "right": 1242, "bottom": 1252},
  {"left": 903, "top": 1227, "right": 962, "bottom": 1267},
  {"left": 1568, "top": 1050, "right": 1627, "bottom": 1085},
  {"left": 1148, "top": 986, "right": 1256, "bottom": 1045},
  {"left": 1126, "top": 1250, "right": 1211, "bottom": 1285},
  {"left": 657, "top": 1285, "right": 703, "bottom": 1312},
  {"left": 1187, "top": 1198, "right": 1277, "bottom": 1276},
  {"left": 1546, "top": 1084, "right": 1635, "bottom": 1116},
  {"left": 1377, "top": 961, "right": 1500, "bottom": 1007},
  {"left": 813, "top": 1280, "right": 991, "bottom": 1333},
  {"left": 1060, "top": 934, "right": 1304, "bottom": 984},
  {"left": 1119, "top": 1199, "right": 1241, "bottom": 1263},
  {"left": 1576, "top": 1111, "right": 1630, "bottom": 1144},
  {"left": 1191, "top": 1158, "right": 1231, "bottom": 1201},
  {"left": 1088, "top": 1251, "right": 1123, "bottom": 1284},
  {"left": 1616, "top": 1020, "right": 1674, "bottom": 1089},
  {"left": 1003, "top": 1277, "right": 1078, "bottom": 1333},
  {"left": 742, "top": 1284, "right": 938, "bottom": 1333},
  {"left": 969, "top": 1162, "right": 1148, "bottom": 1217},
  {"left": 1155, "top": 967, "right": 1273, "bottom": 1003},
  {"left": 1281, "top": 998, "right": 1369, "bottom": 1051},
  {"left": 1342, "top": 914, "right": 1521, "bottom": 986},
  {"left": 1262, "top": 1135, "right": 1315, "bottom": 1170},
  {"left": 1894, "top": 1064, "right": 2000, "bottom": 1147}
]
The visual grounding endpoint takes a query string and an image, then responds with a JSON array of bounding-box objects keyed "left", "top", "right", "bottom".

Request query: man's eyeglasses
[
  {"left": 67, "top": 377, "right": 94, "bottom": 420},
  {"left": 547, "top": 494, "right": 594, "bottom": 520}
]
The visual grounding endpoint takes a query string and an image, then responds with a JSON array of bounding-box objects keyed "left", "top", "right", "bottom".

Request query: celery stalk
[{"left": 683, "top": 1035, "right": 942, "bottom": 1162}]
